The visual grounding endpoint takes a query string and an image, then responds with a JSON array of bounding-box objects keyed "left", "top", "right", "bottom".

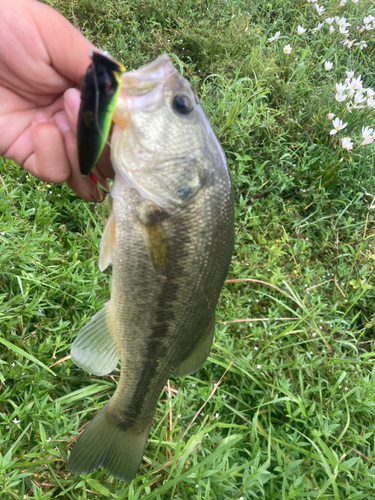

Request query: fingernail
[
  {"left": 55, "top": 112, "right": 72, "bottom": 133},
  {"left": 64, "top": 88, "right": 81, "bottom": 115},
  {"left": 35, "top": 112, "right": 49, "bottom": 124}
]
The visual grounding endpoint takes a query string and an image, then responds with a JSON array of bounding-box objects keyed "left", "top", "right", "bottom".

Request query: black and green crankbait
[{"left": 77, "top": 52, "right": 125, "bottom": 178}]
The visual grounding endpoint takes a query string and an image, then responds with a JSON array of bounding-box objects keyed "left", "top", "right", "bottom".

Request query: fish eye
[{"left": 172, "top": 95, "right": 193, "bottom": 115}]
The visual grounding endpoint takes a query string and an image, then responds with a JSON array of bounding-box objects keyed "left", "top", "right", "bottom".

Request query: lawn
[{"left": 1, "top": 0, "right": 375, "bottom": 498}]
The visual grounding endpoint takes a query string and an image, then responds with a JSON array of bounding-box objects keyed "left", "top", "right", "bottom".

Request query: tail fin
[{"left": 68, "top": 403, "right": 150, "bottom": 482}]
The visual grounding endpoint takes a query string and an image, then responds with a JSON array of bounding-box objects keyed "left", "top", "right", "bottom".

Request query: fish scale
[{"left": 111, "top": 182, "right": 224, "bottom": 413}]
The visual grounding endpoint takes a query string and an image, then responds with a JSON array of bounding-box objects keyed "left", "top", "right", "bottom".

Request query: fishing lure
[{"left": 77, "top": 52, "right": 125, "bottom": 180}]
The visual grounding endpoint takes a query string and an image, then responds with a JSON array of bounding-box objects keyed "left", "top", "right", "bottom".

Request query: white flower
[
  {"left": 11, "top": 362, "right": 15, "bottom": 367},
  {"left": 341, "top": 137, "right": 353, "bottom": 151},
  {"left": 350, "top": 75, "right": 362, "bottom": 90},
  {"left": 312, "top": 22, "right": 324, "bottom": 32},
  {"left": 329, "top": 25, "right": 335, "bottom": 33},
  {"left": 326, "top": 17, "right": 335, "bottom": 25},
  {"left": 364, "top": 16, "right": 375, "bottom": 24},
  {"left": 368, "top": 96, "right": 375, "bottom": 108},
  {"left": 341, "top": 39, "right": 356, "bottom": 48},
  {"left": 297, "top": 26, "right": 306, "bottom": 35},
  {"left": 324, "top": 61, "right": 333, "bottom": 71},
  {"left": 330, "top": 117, "right": 348, "bottom": 135},
  {"left": 215, "top": 413, "right": 219, "bottom": 418},
  {"left": 283, "top": 44, "right": 292, "bottom": 54},
  {"left": 13, "top": 418, "right": 20, "bottom": 424},
  {"left": 362, "top": 137, "right": 373, "bottom": 146},
  {"left": 339, "top": 25, "right": 349, "bottom": 34},
  {"left": 328, "top": 113, "right": 335, "bottom": 120},
  {"left": 336, "top": 92, "right": 348, "bottom": 102},
  {"left": 355, "top": 41, "right": 367, "bottom": 49},
  {"left": 316, "top": 4, "right": 325, "bottom": 15},
  {"left": 335, "top": 82, "right": 348, "bottom": 101},
  {"left": 257, "top": 364, "right": 262, "bottom": 369},
  {"left": 351, "top": 0, "right": 359, "bottom": 2},
  {"left": 337, "top": 17, "right": 350, "bottom": 27},
  {"left": 340, "top": 0, "right": 347, "bottom": 5},
  {"left": 354, "top": 91, "right": 366, "bottom": 105},
  {"left": 268, "top": 31, "right": 281, "bottom": 42},
  {"left": 361, "top": 126, "right": 374, "bottom": 145},
  {"left": 346, "top": 100, "right": 353, "bottom": 112},
  {"left": 366, "top": 88, "right": 375, "bottom": 97},
  {"left": 346, "top": 70, "right": 354, "bottom": 79},
  {"left": 364, "top": 23, "right": 373, "bottom": 30}
]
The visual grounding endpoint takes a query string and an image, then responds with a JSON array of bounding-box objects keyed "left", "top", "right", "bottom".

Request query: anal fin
[
  {"left": 71, "top": 301, "right": 119, "bottom": 376},
  {"left": 174, "top": 319, "right": 215, "bottom": 378}
]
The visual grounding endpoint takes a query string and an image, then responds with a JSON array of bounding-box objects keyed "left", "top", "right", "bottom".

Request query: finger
[
  {"left": 54, "top": 111, "right": 109, "bottom": 201},
  {"left": 64, "top": 87, "right": 80, "bottom": 135},
  {"left": 31, "top": 0, "right": 94, "bottom": 86},
  {"left": 25, "top": 113, "right": 70, "bottom": 183},
  {"left": 96, "top": 142, "right": 115, "bottom": 180}
]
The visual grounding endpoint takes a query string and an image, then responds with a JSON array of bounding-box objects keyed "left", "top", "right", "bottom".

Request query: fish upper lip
[
  {"left": 115, "top": 55, "right": 176, "bottom": 120},
  {"left": 120, "top": 54, "right": 176, "bottom": 97}
]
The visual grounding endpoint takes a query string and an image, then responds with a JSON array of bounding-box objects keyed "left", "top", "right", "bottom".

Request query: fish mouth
[{"left": 119, "top": 54, "right": 176, "bottom": 109}]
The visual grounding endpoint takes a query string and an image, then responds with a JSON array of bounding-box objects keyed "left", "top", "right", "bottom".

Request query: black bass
[{"left": 69, "top": 54, "right": 234, "bottom": 482}]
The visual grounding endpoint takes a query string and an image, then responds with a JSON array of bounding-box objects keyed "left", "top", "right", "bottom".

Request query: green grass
[{"left": 1, "top": 0, "right": 375, "bottom": 498}]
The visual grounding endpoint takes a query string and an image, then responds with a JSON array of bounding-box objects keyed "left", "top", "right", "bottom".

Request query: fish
[{"left": 68, "top": 54, "right": 234, "bottom": 482}]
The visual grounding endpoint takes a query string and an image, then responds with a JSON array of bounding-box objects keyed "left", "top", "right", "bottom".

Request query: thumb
[{"left": 25, "top": 113, "right": 70, "bottom": 183}]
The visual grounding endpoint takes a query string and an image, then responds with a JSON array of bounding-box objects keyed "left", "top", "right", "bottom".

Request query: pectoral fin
[
  {"left": 71, "top": 301, "right": 119, "bottom": 376},
  {"left": 99, "top": 211, "right": 116, "bottom": 271},
  {"left": 137, "top": 202, "right": 169, "bottom": 273},
  {"left": 174, "top": 319, "right": 215, "bottom": 378},
  {"left": 141, "top": 222, "right": 169, "bottom": 274}
]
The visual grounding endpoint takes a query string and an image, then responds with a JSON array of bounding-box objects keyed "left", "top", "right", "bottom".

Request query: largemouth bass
[{"left": 68, "top": 54, "right": 234, "bottom": 482}]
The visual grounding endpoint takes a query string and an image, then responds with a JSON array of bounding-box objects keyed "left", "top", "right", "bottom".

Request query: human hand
[{"left": 0, "top": 0, "right": 114, "bottom": 200}]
